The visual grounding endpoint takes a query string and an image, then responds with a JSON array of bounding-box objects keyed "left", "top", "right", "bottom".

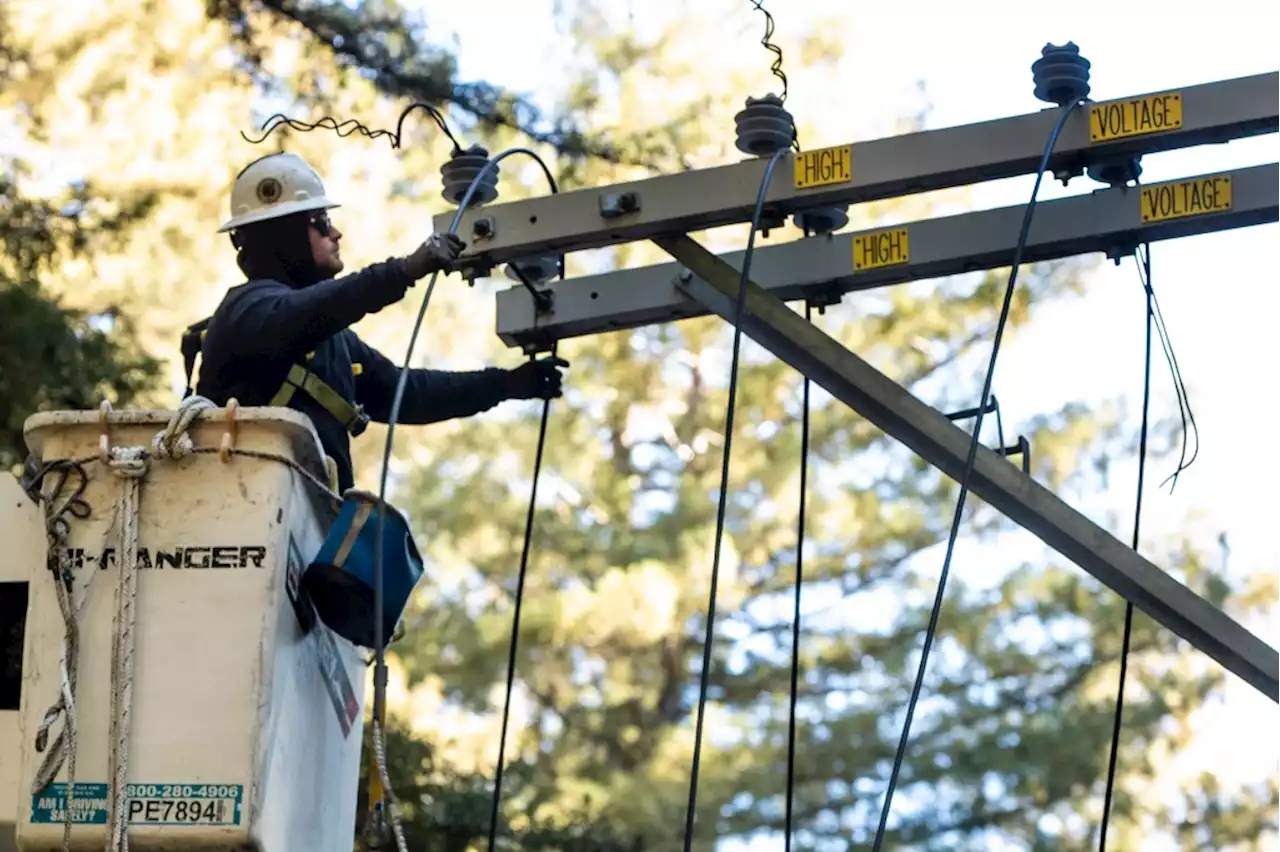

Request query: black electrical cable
[
  {"left": 241, "top": 100, "right": 465, "bottom": 154},
  {"left": 747, "top": 0, "right": 800, "bottom": 151},
  {"left": 682, "top": 145, "right": 790, "bottom": 851},
  {"left": 869, "top": 98, "right": 1083, "bottom": 850},
  {"left": 485, "top": 351, "right": 563, "bottom": 850},
  {"left": 1097, "top": 243, "right": 1155, "bottom": 851},
  {"left": 368, "top": 146, "right": 560, "bottom": 832},
  {"left": 507, "top": 263, "right": 555, "bottom": 312},
  {"left": 783, "top": 300, "right": 814, "bottom": 850}
]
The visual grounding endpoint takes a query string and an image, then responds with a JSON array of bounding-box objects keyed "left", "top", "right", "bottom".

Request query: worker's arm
[
  {"left": 347, "top": 333, "right": 512, "bottom": 425},
  {"left": 219, "top": 260, "right": 413, "bottom": 358},
  {"left": 216, "top": 234, "right": 466, "bottom": 358},
  {"left": 347, "top": 333, "right": 569, "bottom": 425}
]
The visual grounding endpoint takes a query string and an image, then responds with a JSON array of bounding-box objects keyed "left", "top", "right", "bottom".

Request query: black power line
[
  {"left": 682, "top": 146, "right": 791, "bottom": 851},
  {"left": 783, "top": 300, "right": 814, "bottom": 849},
  {"left": 1098, "top": 243, "right": 1155, "bottom": 851},
  {"left": 871, "top": 98, "right": 1084, "bottom": 850}
]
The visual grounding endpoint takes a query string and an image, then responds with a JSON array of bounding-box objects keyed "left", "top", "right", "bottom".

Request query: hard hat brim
[{"left": 217, "top": 196, "right": 342, "bottom": 234}]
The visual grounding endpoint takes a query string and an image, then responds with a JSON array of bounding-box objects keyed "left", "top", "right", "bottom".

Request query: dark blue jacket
[{"left": 196, "top": 257, "right": 511, "bottom": 492}]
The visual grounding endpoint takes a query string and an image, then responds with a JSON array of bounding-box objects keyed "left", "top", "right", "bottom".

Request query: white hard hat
[{"left": 217, "top": 152, "right": 341, "bottom": 233}]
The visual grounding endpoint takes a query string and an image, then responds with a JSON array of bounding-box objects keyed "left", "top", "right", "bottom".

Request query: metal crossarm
[
  {"left": 653, "top": 233, "right": 1280, "bottom": 703},
  {"left": 439, "top": 72, "right": 1277, "bottom": 269},
  {"left": 495, "top": 163, "right": 1278, "bottom": 350}
]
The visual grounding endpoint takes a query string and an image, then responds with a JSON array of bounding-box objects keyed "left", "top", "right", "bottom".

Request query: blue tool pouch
[{"left": 302, "top": 489, "right": 423, "bottom": 649}]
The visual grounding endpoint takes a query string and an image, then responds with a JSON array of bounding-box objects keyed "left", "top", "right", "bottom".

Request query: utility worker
[{"left": 186, "top": 152, "right": 567, "bottom": 492}]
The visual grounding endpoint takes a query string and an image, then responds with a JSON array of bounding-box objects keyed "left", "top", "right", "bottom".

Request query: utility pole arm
[
  {"left": 440, "top": 72, "right": 1278, "bottom": 269},
  {"left": 496, "top": 164, "right": 1278, "bottom": 351}
]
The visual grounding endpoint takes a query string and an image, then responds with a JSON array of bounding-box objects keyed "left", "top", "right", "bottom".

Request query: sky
[{"left": 398, "top": 1, "right": 1278, "bottom": 848}]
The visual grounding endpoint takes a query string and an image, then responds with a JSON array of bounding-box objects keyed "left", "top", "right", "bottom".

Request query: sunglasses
[{"left": 309, "top": 212, "right": 336, "bottom": 237}]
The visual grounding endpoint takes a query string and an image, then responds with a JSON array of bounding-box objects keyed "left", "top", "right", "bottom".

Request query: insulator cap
[
  {"left": 1032, "top": 42, "right": 1091, "bottom": 107},
  {"left": 1087, "top": 155, "right": 1143, "bottom": 187},
  {"left": 503, "top": 255, "right": 561, "bottom": 286},
  {"left": 441, "top": 144, "right": 499, "bottom": 206},
  {"left": 794, "top": 206, "right": 849, "bottom": 236},
  {"left": 734, "top": 93, "right": 796, "bottom": 157}
]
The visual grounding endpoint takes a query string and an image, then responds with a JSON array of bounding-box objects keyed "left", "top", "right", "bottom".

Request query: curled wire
[
  {"left": 749, "top": 0, "right": 789, "bottom": 104},
  {"left": 1134, "top": 243, "right": 1199, "bottom": 491},
  {"left": 748, "top": 1, "right": 798, "bottom": 150},
  {"left": 241, "top": 101, "right": 463, "bottom": 154}
]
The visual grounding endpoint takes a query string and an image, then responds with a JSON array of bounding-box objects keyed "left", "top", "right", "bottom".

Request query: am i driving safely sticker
[{"left": 31, "top": 782, "right": 244, "bottom": 827}]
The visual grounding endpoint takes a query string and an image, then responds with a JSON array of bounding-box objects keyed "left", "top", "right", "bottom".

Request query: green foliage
[
  {"left": 205, "top": 0, "right": 686, "bottom": 170},
  {"left": 355, "top": 721, "right": 646, "bottom": 851},
  {"left": 0, "top": 168, "right": 162, "bottom": 468}
]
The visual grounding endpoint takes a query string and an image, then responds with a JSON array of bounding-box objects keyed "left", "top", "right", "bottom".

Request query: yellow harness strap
[{"left": 269, "top": 363, "right": 370, "bottom": 436}]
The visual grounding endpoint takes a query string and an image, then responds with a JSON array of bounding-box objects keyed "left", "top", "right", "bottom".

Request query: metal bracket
[
  {"left": 945, "top": 396, "right": 1032, "bottom": 476},
  {"left": 599, "top": 191, "right": 641, "bottom": 219}
]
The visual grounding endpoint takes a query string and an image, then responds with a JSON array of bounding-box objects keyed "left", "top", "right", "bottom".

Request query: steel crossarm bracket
[
  {"left": 496, "top": 163, "right": 1278, "bottom": 351},
  {"left": 438, "top": 72, "right": 1277, "bottom": 270},
  {"left": 653, "top": 232, "right": 1280, "bottom": 703}
]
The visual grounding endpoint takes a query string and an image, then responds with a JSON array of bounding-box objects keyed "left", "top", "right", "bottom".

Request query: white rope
[
  {"left": 102, "top": 397, "right": 235, "bottom": 851},
  {"left": 151, "top": 394, "right": 216, "bottom": 461},
  {"left": 29, "top": 459, "right": 97, "bottom": 852},
  {"left": 166, "top": 395, "right": 340, "bottom": 499},
  {"left": 30, "top": 542, "right": 81, "bottom": 852},
  {"left": 104, "top": 445, "right": 148, "bottom": 852},
  {"left": 371, "top": 719, "right": 409, "bottom": 852}
]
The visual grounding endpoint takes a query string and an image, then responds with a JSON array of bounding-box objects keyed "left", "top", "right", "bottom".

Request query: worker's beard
[{"left": 233, "top": 213, "right": 323, "bottom": 288}]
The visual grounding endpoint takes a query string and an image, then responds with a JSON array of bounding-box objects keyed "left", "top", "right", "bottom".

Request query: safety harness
[{"left": 180, "top": 318, "right": 371, "bottom": 437}]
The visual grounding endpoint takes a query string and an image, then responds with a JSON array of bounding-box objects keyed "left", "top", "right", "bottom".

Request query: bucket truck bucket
[{"left": 10, "top": 405, "right": 367, "bottom": 852}]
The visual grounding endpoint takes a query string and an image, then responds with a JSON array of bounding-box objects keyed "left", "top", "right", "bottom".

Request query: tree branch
[{"left": 207, "top": 0, "right": 678, "bottom": 169}]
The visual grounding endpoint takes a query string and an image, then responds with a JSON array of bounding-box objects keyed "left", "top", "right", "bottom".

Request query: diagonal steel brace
[{"left": 654, "top": 233, "right": 1279, "bottom": 703}]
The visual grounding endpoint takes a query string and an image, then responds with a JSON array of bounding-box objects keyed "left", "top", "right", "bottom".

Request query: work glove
[
  {"left": 405, "top": 232, "right": 466, "bottom": 280},
  {"left": 504, "top": 356, "right": 569, "bottom": 401}
]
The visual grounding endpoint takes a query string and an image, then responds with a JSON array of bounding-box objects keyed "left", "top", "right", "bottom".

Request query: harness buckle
[{"left": 349, "top": 406, "right": 371, "bottom": 437}]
